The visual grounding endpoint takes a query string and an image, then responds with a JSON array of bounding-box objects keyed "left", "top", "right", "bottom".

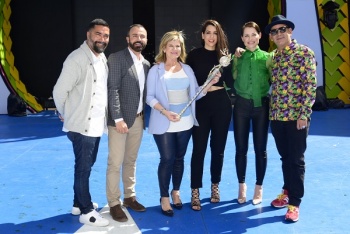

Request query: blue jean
[
  {"left": 153, "top": 128, "right": 192, "bottom": 197},
  {"left": 67, "top": 131, "right": 100, "bottom": 214}
]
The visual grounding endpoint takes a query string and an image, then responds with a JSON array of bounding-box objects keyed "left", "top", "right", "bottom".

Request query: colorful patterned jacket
[{"left": 270, "top": 39, "right": 317, "bottom": 121}]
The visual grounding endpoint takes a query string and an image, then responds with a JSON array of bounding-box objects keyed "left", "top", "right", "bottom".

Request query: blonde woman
[{"left": 146, "top": 30, "right": 220, "bottom": 217}]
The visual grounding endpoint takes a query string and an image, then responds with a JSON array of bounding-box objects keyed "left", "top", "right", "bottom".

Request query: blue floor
[{"left": 0, "top": 108, "right": 349, "bottom": 234}]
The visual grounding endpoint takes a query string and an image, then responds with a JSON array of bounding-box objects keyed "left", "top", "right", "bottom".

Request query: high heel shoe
[
  {"left": 171, "top": 190, "right": 183, "bottom": 210},
  {"left": 252, "top": 185, "right": 263, "bottom": 205},
  {"left": 210, "top": 183, "right": 220, "bottom": 203},
  {"left": 191, "top": 188, "right": 201, "bottom": 211},
  {"left": 237, "top": 183, "right": 247, "bottom": 204},
  {"left": 160, "top": 197, "right": 174, "bottom": 217}
]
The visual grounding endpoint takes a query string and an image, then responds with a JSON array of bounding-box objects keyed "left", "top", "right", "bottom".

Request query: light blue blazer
[{"left": 146, "top": 62, "right": 205, "bottom": 134}]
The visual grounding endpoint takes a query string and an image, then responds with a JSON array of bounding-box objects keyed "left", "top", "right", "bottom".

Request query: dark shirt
[{"left": 186, "top": 47, "right": 233, "bottom": 94}]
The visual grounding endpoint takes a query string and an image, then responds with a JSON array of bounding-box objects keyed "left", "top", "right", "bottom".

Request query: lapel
[
  {"left": 124, "top": 48, "right": 139, "bottom": 83},
  {"left": 158, "top": 63, "right": 168, "bottom": 100}
]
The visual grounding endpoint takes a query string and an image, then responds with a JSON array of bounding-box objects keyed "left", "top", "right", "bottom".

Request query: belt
[
  {"left": 136, "top": 111, "right": 143, "bottom": 117},
  {"left": 237, "top": 95, "right": 269, "bottom": 103}
]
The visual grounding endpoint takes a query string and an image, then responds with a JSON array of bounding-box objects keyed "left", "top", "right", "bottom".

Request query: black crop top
[{"left": 186, "top": 47, "right": 233, "bottom": 93}]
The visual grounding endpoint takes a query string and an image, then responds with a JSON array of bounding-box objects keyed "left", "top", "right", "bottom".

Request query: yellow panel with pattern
[
  {"left": 267, "top": 0, "right": 283, "bottom": 51},
  {"left": 0, "top": 0, "right": 43, "bottom": 112},
  {"left": 317, "top": 0, "right": 350, "bottom": 104}
]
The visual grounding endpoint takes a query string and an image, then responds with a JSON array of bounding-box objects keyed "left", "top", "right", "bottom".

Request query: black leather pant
[
  {"left": 233, "top": 95, "right": 269, "bottom": 185},
  {"left": 154, "top": 128, "right": 192, "bottom": 197}
]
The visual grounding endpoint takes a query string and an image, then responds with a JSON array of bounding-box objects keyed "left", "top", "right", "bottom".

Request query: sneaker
[
  {"left": 285, "top": 205, "right": 299, "bottom": 222},
  {"left": 79, "top": 209, "right": 109, "bottom": 227},
  {"left": 123, "top": 196, "right": 146, "bottom": 212},
  {"left": 71, "top": 202, "right": 98, "bottom": 215},
  {"left": 271, "top": 189, "right": 289, "bottom": 208}
]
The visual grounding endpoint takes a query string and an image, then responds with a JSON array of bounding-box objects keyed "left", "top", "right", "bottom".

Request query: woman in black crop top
[{"left": 186, "top": 19, "right": 233, "bottom": 211}]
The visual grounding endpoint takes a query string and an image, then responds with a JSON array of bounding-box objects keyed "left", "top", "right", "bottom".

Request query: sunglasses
[{"left": 270, "top": 26, "right": 289, "bottom": 36}]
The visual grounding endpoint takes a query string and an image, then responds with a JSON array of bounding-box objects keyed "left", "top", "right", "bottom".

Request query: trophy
[{"left": 178, "top": 48, "right": 232, "bottom": 117}]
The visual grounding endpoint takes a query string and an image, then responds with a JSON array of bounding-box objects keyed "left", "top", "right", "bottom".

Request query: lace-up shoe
[
  {"left": 285, "top": 205, "right": 299, "bottom": 222},
  {"left": 271, "top": 189, "right": 289, "bottom": 208}
]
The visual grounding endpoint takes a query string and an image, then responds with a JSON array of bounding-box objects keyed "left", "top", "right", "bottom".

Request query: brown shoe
[
  {"left": 110, "top": 204, "right": 128, "bottom": 222},
  {"left": 123, "top": 196, "right": 146, "bottom": 212}
]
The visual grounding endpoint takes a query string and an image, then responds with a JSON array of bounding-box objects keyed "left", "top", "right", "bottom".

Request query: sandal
[
  {"left": 210, "top": 183, "right": 220, "bottom": 203},
  {"left": 191, "top": 188, "right": 201, "bottom": 211}
]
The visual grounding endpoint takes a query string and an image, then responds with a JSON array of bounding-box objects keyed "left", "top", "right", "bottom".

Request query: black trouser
[
  {"left": 191, "top": 89, "right": 232, "bottom": 188},
  {"left": 270, "top": 120, "right": 309, "bottom": 207},
  {"left": 233, "top": 95, "right": 269, "bottom": 185}
]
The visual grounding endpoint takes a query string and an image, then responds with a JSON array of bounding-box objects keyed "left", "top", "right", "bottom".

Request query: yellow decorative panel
[
  {"left": 338, "top": 77, "right": 350, "bottom": 93},
  {"left": 338, "top": 91, "right": 350, "bottom": 104},
  {"left": 0, "top": 0, "right": 43, "bottom": 112},
  {"left": 3, "top": 34, "right": 11, "bottom": 51}
]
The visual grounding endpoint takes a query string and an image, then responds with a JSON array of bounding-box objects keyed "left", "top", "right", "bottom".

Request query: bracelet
[{"left": 159, "top": 108, "right": 166, "bottom": 115}]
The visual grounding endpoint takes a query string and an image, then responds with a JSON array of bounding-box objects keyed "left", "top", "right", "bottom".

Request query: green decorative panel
[
  {"left": 323, "top": 41, "right": 344, "bottom": 60},
  {"left": 317, "top": 0, "right": 350, "bottom": 104},
  {"left": 325, "top": 82, "right": 343, "bottom": 98},
  {"left": 325, "top": 69, "right": 343, "bottom": 88},
  {"left": 322, "top": 27, "right": 346, "bottom": 45},
  {"left": 324, "top": 55, "right": 346, "bottom": 75}
]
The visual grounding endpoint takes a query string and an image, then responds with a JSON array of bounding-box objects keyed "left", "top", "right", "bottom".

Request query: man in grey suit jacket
[{"left": 106, "top": 24, "right": 150, "bottom": 222}]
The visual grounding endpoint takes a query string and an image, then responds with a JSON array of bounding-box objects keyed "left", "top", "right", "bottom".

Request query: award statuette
[{"left": 178, "top": 48, "right": 232, "bottom": 117}]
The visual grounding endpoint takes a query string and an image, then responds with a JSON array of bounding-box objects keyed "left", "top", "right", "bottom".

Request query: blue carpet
[{"left": 0, "top": 108, "right": 349, "bottom": 233}]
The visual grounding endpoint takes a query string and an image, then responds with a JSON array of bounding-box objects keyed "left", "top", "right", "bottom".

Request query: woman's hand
[
  {"left": 163, "top": 110, "right": 180, "bottom": 122},
  {"left": 234, "top": 47, "right": 245, "bottom": 58},
  {"left": 209, "top": 71, "right": 221, "bottom": 85}
]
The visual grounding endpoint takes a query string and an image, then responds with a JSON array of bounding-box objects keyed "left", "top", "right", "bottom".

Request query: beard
[
  {"left": 128, "top": 41, "right": 146, "bottom": 52},
  {"left": 92, "top": 41, "right": 108, "bottom": 54}
]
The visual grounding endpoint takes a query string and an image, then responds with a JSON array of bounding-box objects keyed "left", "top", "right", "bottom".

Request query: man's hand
[
  {"left": 115, "top": 120, "right": 129, "bottom": 134},
  {"left": 297, "top": 119, "right": 308, "bottom": 130},
  {"left": 56, "top": 111, "right": 64, "bottom": 122}
]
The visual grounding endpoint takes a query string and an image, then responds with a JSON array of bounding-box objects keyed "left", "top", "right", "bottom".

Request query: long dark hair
[{"left": 200, "top": 19, "right": 229, "bottom": 59}]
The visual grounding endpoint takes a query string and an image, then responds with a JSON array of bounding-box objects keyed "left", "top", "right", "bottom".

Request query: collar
[
  {"left": 244, "top": 46, "right": 261, "bottom": 55},
  {"left": 275, "top": 39, "right": 297, "bottom": 56},
  {"left": 128, "top": 47, "right": 144, "bottom": 63}
]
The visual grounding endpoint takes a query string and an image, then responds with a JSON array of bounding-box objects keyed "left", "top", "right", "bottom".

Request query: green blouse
[{"left": 232, "top": 47, "right": 271, "bottom": 107}]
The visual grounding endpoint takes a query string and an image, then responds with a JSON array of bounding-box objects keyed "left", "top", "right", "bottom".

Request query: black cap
[{"left": 265, "top": 15, "right": 295, "bottom": 34}]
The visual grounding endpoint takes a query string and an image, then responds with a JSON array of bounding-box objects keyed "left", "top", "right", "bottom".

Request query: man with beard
[
  {"left": 53, "top": 19, "right": 110, "bottom": 227},
  {"left": 106, "top": 24, "right": 150, "bottom": 222}
]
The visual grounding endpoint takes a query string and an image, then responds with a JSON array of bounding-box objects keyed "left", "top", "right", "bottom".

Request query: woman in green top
[{"left": 232, "top": 21, "right": 271, "bottom": 205}]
